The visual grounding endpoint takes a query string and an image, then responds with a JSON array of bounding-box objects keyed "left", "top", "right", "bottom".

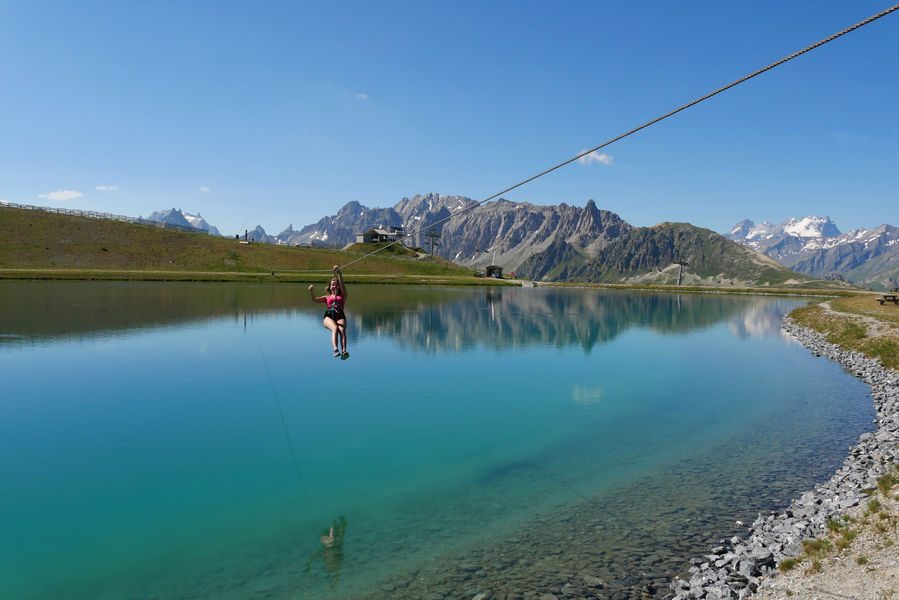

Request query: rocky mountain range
[
  {"left": 145, "top": 208, "right": 221, "bottom": 237},
  {"left": 252, "top": 195, "right": 475, "bottom": 247},
  {"left": 261, "top": 193, "right": 807, "bottom": 286},
  {"left": 516, "top": 222, "right": 800, "bottom": 286},
  {"left": 726, "top": 216, "right": 899, "bottom": 289},
  {"left": 140, "top": 200, "right": 896, "bottom": 288}
]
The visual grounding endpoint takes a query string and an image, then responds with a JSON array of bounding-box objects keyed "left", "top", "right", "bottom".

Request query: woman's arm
[
  {"left": 333, "top": 266, "right": 347, "bottom": 299},
  {"left": 308, "top": 285, "right": 326, "bottom": 303}
]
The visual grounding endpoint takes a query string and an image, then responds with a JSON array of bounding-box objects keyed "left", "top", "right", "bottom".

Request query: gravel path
[{"left": 818, "top": 301, "right": 899, "bottom": 342}]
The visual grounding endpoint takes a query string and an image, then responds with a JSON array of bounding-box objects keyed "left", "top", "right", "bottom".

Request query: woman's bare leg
[
  {"left": 323, "top": 318, "right": 339, "bottom": 353},
  {"left": 336, "top": 318, "right": 347, "bottom": 353}
]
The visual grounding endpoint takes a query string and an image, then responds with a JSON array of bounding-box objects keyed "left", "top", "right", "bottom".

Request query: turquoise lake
[{"left": 0, "top": 281, "right": 874, "bottom": 599}]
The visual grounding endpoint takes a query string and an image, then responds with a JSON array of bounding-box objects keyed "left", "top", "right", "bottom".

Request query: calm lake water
[{"left": 0, "top": 281, "right": 873, "bottom": 599}]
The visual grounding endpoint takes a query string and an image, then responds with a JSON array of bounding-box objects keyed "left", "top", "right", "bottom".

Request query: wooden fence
[
  {"left": 1, "top": 201, "right": 201, "bottom": 234},
  {"left": 0, "top": 200, "right": 346, "bottom": 248}
]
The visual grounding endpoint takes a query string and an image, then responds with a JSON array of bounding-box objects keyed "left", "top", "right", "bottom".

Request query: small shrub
[
  {"left": 857, "top": 555, "right": 869, "bottom": 565},
  {"left": 806, "top": 560, "right": 823, "bottom": 574},
  {"left": 802, "top": 538, "right": 831, "bottom": 559},
  {"left": 779, "top": 557, "right": 799, "bottom": 572},
  {"left": 826, "top": 517, "right": 846, "bottom": 533},
  {"left": 835, "top": 529, "right": 857, "bottom": 551},
  {"left": 869, "top": 498, "right": 884, "bottom": 514},
  {"left": 878, "top": 472, "right": 899, "bottom": 496}
]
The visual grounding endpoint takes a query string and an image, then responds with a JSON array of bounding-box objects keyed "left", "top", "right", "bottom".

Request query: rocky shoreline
[{"left": 666, "top": 315, "right": 899, "bottom": 600}]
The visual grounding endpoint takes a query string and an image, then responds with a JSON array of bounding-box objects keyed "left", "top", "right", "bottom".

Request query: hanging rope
[
  {"left": 336, "top": 3, "right": 899, "bottom": 272},
  {"left": 255, "top": 335, "right": 311, "bottom": 506}
]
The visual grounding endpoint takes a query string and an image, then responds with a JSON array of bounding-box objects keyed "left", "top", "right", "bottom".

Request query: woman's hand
[
  {"left": 333, "top": 265, "right": 340, "bottom": 274},
  {"left": 308, "top": 284, "right": 314, "bottom": 291}
]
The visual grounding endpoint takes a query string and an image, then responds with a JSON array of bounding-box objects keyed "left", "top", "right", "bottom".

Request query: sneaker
[
  {"left": 333, "top": 349, "right": 341, "bottom": 358},
  {"left": 341, "top": 351, "right": 350, "bottom": 360}
]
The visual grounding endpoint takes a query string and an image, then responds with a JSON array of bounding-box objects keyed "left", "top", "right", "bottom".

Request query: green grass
[
  {"left": 869, "top": 499, "right": 884, "bottom": 515},
  {"left": 791, "top": 301, "right": 899, "bottom": 370},
  {"left": 802, "top": 539, "right": 832, "bottom": 560},
  {"left": 826, "top": 517, "right": 847, "bottom": 533},
  {"left": 878, "top": 471, "right": 899, "bottom": 497},
  {"left": 0, "top": 206, "right": 875, "bottom": 295},
  {"left": 835, "top": 529, "right": 858, "bottom": 551},
  {"left": 0, "top": 206, "right": 512, "bottom": 284},
  {"left": 831, "top": 296, "right": 899, "bottom": 326},
  {"left": 778, "top": 557, "right": 800, "bottom": 572}
]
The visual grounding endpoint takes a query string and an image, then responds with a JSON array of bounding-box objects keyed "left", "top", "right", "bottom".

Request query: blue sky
[{"left": 1, "top": 1, "right": 896, "bottom": 236}]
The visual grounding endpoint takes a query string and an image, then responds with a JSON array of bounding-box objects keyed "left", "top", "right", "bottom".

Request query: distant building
[
  {"left": 356, "top": 225, "right": 406, "bottom": 244},
  {"left": 485, "top": 265, "right": 503, "bottom": 278}
]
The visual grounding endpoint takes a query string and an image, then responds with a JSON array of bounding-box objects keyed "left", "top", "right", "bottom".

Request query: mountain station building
[{"left": 355, "top": 225, "right": 405, "bottom": 244}]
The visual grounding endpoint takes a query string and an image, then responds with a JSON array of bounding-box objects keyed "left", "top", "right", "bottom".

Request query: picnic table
[{"left": 877, "top": 287, "right": 899, "bottom": 305}]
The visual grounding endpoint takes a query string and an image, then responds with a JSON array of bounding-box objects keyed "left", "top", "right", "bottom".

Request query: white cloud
[
  {"left": 355, "top": 92, "right": 369, "bottom": 102},
  {"left": 199, "top": 186, "right": 210, "bottom": 193},
  {"left": 96, "top": 185, "right": 118, "bottom": 191},
  {"left": 39, "top": 189, "right": 83, "bottom": 202},
  {"left": 577, "top": 150, "right": 614, "bottom": 166}
]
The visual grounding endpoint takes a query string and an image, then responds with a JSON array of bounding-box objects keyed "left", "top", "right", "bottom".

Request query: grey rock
[{"left": 669, "top": 314, "right": 899, "bottom": 599}]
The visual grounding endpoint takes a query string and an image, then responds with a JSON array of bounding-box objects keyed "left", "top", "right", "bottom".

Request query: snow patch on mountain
[
  {"left": 781, "top": 216, "right": 841, "bottom": 238},
  {"left": 146, "top": 208, "right": 221, "bottom": 236},
  {"left": 725, "top": 216, "right": 899, "bottom": 289}
]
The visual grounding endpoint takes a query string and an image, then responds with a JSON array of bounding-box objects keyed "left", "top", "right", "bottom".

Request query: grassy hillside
[{"left": 0, "top": 206, "right": 485, "bottom": 283}]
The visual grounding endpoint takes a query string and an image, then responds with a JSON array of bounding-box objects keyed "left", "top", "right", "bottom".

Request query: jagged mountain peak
[
  {"left": 727, "top": 216, "right": 841, "bottom": 243},
  {"left": 730, "top": 218, "right": 754, "bottom": 235},
  {"left": 782, "top": 216, "right": 841, "bottom": 238},
  {"left": 146, "top": 207, "right": 221, "bottom": 236},
  {"left": 336, "top": 201, "right": 364, "bottom": 216},
  {"left": 726, "top": 215, "right": 898, "bottom": 289},
  {"left": 395, "top": 193, "right": 476, "bottom": 214}
]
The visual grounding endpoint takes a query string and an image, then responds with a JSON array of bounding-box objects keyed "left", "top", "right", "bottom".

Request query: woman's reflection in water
[{"left": 305, "top": 516, "right": 348, "bottom": 591}]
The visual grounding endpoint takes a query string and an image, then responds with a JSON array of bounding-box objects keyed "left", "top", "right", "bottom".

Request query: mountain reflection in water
[
  {"left": 4, "top": 280, "right": 860, "bottom": 600},
  {"left": 354, "top": 287, "right": 798, "bottom": 353},
  {"left": 0, "top": 280, "right": 797, "bottom": 350}
]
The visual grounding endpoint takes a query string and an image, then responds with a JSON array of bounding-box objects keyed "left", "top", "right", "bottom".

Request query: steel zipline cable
[{"left": 335, "top": 3, "right": 899, "bottom": 272}]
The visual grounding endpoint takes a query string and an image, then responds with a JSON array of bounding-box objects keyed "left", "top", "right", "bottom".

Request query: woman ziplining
[
  {"left": 334, "top": 4, "right": 899, "bottom": 274},
  {"left": 298, "top": 4, "right": 898, "bottom": 361},
  {"left": 309, "top": 266, "right": 349, "bottom": 359}
]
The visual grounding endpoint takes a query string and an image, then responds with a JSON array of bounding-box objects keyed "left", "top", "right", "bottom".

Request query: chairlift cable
[{"left": 336, "top": 3, "right": 899, "bottom": 272}]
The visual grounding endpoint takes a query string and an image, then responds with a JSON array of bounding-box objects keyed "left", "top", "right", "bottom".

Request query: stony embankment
[{"left": 666, "top": 315, "right": 899, "bottom": 600}]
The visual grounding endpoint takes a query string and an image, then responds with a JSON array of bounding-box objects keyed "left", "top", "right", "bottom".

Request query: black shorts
[{"left": 324, "top": 309, "right": 345, "bottom": 322}]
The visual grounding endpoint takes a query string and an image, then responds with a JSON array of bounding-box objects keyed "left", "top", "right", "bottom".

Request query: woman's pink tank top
[{"left": 326, "top": 294, "right": 344, "bottom": 310}]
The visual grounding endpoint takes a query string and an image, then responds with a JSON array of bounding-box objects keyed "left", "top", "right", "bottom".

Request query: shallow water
[{"left": 0, "top": 282, "right": 873, "bottom": 599}]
